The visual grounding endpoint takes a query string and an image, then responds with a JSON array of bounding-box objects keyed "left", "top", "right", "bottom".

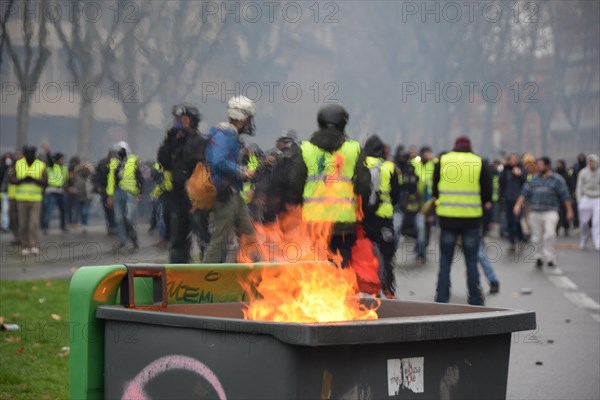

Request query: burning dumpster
[{"left": 72, "top": 263, "right": 535, "bottom": 399}]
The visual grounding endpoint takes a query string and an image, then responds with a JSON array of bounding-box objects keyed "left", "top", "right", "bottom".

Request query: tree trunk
[
  {"left": 77, "top": 99, "right": 94, "bottom": 161},
  {"left": 16, "top": 93, "right": 31, "bottom": 149}
]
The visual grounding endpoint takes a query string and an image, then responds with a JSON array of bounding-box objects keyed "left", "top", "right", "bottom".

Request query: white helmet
[{"left": 227, "top": 95, "right": 255, "bottom": 121}]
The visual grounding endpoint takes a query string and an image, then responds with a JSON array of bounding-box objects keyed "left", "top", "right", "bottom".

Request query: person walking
[
  {"left": 360, "top": 134, "right": 400, "bottom": 297},
  {"left": 10, "top": 146, "right": 47, "bottom": 255},
  {"left": 576, "top": 154, "right": 600, "bottom": 250},
  {"left": 157, "top": 104, "right": 208, "bottom": 263},
  {"left": 499, "top": 153, "right": 527, "bottom": 249},
  {"left": 40, "top": 144, "right": 68, "bottom": 234},
  {"left": 288, "top": 104, "right": 367, "bottom": 268},
  {"left": 71, "top": 161, "right": 94, "bottom": 233},
  {"left": 203, "top": 96, "right": 257, "bottom": 263},
  {"left": 95, "top": 149, "right": 118, "bottom": 235},
  {"left": 513, "top": 157, "right": 574, "bottom": 267},
  {"left": 107, "top": 142, "right": 142, "bottom": 250},
  {"left": 432, "top": 136, "right": 492, "bottom": 306}
]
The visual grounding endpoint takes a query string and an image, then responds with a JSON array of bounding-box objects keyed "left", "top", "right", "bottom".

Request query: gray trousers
[
  {"left": 18, "top": 201, "right": 41, "bottom": 248},
  {"left": 203, "top": 193, "right": 255, "bottom": 263}
]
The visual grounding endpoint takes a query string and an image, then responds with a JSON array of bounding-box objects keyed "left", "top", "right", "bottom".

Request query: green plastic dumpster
[{"left": 70, "top": 263, "right": 536, "bottom": 399}]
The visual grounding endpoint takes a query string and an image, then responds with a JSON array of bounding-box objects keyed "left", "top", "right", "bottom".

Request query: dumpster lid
[{"left": 97, "top": 300, "right": 536, "bottom": 346}]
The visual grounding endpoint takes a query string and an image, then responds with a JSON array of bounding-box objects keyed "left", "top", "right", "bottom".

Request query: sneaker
[
  {"left": 535, "top": 258, "right": 543, "bottom": 268},
  {"left": 132, "top": 240, "right": 139, "bottom": 250},
  {"left": 21, "top": 248, "right": 31, "bottom": 255},
  {"left": 547, "top": 261, "right": 555, "bottom": 268},
  {"left": 490, "top": 281, "right": 500, "bottom": 294},
  {"left": 29, "top": 247, "right": 39, "bottom": 255},
  {"left": 416, "top": 256, "right": 426, "bottom": 265}
]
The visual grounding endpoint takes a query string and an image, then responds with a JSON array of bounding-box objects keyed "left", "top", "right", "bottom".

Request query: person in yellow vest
[
  {"left": 9, "top": 146, "right": 47, "bottom": 255},
  {"left": 40, "top": 144, "right": 68, "bottom": 234},
  {"left": 149, "top": 162, "right": 172, "bottom": 247},
  {"left": 106, "top": 141, "right": 142, "bottom": 250},
  {"left": 288, "top": 104, "right": 367, "bottom": 268},
  {"left": 360, "top": 135, "right": 400, "bottom": 297},
  {"left": 431, "top": 136, "right": 492, "bottom": 306}
]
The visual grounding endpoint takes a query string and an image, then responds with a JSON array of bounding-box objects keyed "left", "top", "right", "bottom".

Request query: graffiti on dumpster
[
  {"left": 168, "top": 280, "right": 215, "bottom": 303},
  {"left": 166, "top": 267, "right": 252, "bottom": 304},
  {"left": 387, "top": 357, "right": 424, "bottom": 395},
  {"left": 122, "top": 355, "right": 227, "bottom": 400}
]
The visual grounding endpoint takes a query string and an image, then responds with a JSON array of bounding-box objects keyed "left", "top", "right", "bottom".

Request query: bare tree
[
  {"left": 52, "top": 0, "right": 126, "bottom": 160},
  {"left": 106, "top": 1, "right": 224, "bottom": 154},
  {"left": 1, "top": 0, "right": 51, "bottom": 147},
  {"left": 548, "top": 0, "right": 600, "bottom": 152}
]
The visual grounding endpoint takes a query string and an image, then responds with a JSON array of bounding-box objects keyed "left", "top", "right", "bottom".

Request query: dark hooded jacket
[
  {"left": 288, "top": 127, "right": 368, "bottom": 235},
  {"left": 157, "top": 126, "right": 207, "bottom": 193}
]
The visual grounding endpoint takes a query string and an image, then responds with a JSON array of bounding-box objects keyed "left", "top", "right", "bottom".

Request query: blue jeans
[
  {"left": 71, "top": 199, "right": 91, "bottom": 226},
  {"left": 435, "top": 227, "right": 484, "bottom": 305},
  {"left": 114, "top": 189, "right": 138, "bottom": 245},
  {"left": 393, "top": 209, "right": 427, "bottom": 258},
  {"left": 478, "top": 240, "right": 498, "bottom": 283},
  {"left": 41, "top": 192, "right": 66, "bottom": 230}
]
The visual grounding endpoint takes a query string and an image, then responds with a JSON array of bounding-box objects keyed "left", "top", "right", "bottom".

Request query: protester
[
  {"left": 555, "top": 159, "right": 575, "bottom": 236},
  {"left": 360, "top": 134, "right": 400, "bottom": 297},
  {"left": 432, "top": 136, "right": 492, "bottom": 306},
  {"left": 576, "top": 154, "right": 600, "bottom": 250},
  {"left": 203, "top": 96, "right": 257, "bottom": 263},
  {"left": 40, "top": 144, "right": 68, "bottom": 234},
  {"left": 513, "top": 157, "right": 573, "bottom": 267},
  {"left": 10, "top": 146, "right": 47, "bottom": 255},
  {"left": 107, "top": 142, "right": 142, "bottom": 250},
  {"left": 70, "top": 161, "right": 95, "bottom": 233},
  {"left": 288, "top": 104, "right": 367, "bottom": 268},
  {"left": 95, "top": 149, "right": 118, "bottom": 235},
  {"left": 157, "top": 104, "right": 208, "bottom": 262},
  {"left": 499, "top": 153, "right": 526, "bottom": 249}
]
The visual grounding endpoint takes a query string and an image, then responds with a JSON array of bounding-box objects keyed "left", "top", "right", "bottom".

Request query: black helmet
[
  {"left": 182, "top": 105, "right": 202, "bottom": 129},
  {"left": 317, "top": 104, "right": 349, "bottom": 130}
]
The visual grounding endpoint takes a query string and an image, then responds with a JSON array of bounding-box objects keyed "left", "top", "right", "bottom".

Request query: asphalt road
[{"left": 1, "top": 223, "right": 599, "bottom": 399}]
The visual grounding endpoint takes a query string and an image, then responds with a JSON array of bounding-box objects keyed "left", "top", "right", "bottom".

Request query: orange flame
[
  {"left": 241, "top": 262, "right": 378, "bottom": 323},
  {"left": 238, "top": 204, "right": 380, "bottom": 323}
]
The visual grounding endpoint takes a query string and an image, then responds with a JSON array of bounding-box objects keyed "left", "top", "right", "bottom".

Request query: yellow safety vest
[
  {"left": 365, "top": 156, "right": 395, "bottom": 219},
  {"left": 151, "top": 162, "right": 173, "bottom": 198},
  {"left": 492, "top": 175, "right": 499, "bottom": 202},
  {"left": 241, "top": 154, "right": 260, "bottom": 204},
  {"left": 47, "top": 164, "right": 68, "bottom": 188},
  {"left": 301, "top": 140, "right": 361, "bottom": 223},
  {"left": 412, "top": 158, "right": 434, "bottom": 198},
  {"left": 15, "top": 158, "right": 46, "bottom": 202},
  {"left": 435, "top": 151, "right": 483, "bottom": 218},
  {"left": 107, "top": 155, "right": 139, "bottom": 196},
  {"left": 7, "top": 183, "right": 17, "bottom": 200}
]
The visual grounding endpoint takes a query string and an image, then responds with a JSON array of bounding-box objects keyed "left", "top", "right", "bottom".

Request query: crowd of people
[{"left": 1, "top": 98, "right": 598, "bottom": 306}]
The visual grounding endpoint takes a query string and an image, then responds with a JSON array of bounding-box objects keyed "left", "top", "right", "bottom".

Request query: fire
[
  {"left": 242, "top": 262, "right": 378, "bottom": 323},
  {"left": 238, "top": 204, "right": 380, "bottom": 323}
]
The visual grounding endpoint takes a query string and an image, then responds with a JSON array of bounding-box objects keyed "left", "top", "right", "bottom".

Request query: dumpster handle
[{"left": 120, "top": 264, "right": 168, "bottom": 311}]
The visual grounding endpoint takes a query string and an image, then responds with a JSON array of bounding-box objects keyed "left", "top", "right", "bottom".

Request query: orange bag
[
  {"left": 186, "top": 162, "right": 217, "bottom": 211},
  {"left": 348, "top": 225, "right": 382, "bottom": 295}
]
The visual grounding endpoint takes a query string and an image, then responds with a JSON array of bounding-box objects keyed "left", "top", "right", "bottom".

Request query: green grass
[{"left": 0, "top": 279, "right": 70, "bottom": 400}]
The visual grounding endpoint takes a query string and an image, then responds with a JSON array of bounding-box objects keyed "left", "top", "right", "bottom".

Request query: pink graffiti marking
[{"left": 122, "top": 355, "right": 227, "bottom": 400}]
